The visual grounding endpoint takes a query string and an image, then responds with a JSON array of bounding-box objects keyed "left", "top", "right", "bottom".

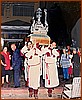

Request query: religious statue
[
  {"left": 29, "top": 8, "right": 50, "bottom": 45},
  {"left": 31, "top": 8, "right": 48, "bottom": 35}
]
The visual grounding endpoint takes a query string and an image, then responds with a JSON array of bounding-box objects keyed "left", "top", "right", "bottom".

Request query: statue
[
  {"left": 31, "top": 8, "right": 48, "bottom": 35},
  {"left": 29, "top": 8, "right": 50, "bottom": 45}
]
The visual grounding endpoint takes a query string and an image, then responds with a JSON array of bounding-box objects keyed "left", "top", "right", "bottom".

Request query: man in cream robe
[
  {"left": 42, "top": 42, "right": 59, "bottom": 97},
  {"left": 27, "top": 41, "right": 42, "bottom": 99}
]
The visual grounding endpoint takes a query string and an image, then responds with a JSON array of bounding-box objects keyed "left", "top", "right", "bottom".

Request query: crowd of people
[{"left": 1, "top": 40, "right": 81, "bottom": 99}]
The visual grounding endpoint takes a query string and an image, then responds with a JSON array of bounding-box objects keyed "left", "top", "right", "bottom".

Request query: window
[
  {"left": 1, "top": 3, "right": 4, "bottom": 16},
  {"left": 13, "top": 2, "right": 34, "bottom": 16}
]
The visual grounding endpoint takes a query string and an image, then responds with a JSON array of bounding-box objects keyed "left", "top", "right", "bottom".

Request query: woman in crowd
[
  {"left": 60, "top": 48, "right": 70, "bottom": 80},
  {"left": 67, "top": 50, "right": 73, "bottom": 78},
  {"left": 1, "top": 46, "right": 11, "bottom": 86}
]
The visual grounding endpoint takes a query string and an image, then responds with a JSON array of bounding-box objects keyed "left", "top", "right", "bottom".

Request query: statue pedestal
[{"left": 30, "top": 34, "right": 50, "bottom": 45}]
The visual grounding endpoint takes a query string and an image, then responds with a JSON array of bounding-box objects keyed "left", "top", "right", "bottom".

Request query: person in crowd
[
  {"left": 67, "top": 50, "right": 73, "bottom": 78},
  {"left": 27, "top": 41, "right": 42, "bottom": 99},
  {"left": 72, "top": 48, "right": 80, "bottom": 77},
  {"left": 42, "top": 41, "right": 59, "bottom": 97},
  {"left": 21, "top": 42, "right": 29, "bottom": 87},
  {"left": 1, "top": 54, "right": 7, "bottom": 87},
  {"left": 77, "top": 48, "right": 81, "bottom": 57},
  {"left": 66, "top": 45, "right": 72, "bottom": 54},
  {"left": 60, "top": 48, "right": 70, "bottom": 80},
  {"left": 1, "top": 46, "right": 11, "bottom": 87},
  {"left": 77, "top": 47, "right": 81, "bottom": 64},
  {"left": 11, "top": 44, "right": 22, "bottom": 88}
]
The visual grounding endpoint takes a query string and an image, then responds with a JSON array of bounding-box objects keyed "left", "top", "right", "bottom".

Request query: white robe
[
  {"left": 41, "top": 47, "right": 48, "bottom": 79},
  {"left": 28, "top": 48, "right": 42, "bottom": 89},
  {"left": 43, "top": 47, "right": 59, "bottom": 88}
]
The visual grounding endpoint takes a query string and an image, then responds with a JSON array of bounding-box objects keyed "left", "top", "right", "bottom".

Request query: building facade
[
  {"left": 1, "top": 2, "right": 39, "bottom": 46},
  {"left": 1, "top": 1, "right": 81, "bottom": 47}
]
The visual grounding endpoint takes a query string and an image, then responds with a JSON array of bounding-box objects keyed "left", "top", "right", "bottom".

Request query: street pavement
[
  {"left": 1, "top": 87, "right": 63, "bottom": 99},
  {"left": 1, "top": 74, "right": 72, "bottom": 99}
]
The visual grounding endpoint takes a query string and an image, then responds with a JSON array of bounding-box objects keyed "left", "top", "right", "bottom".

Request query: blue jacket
[{"left": 12, "top": 49, "right": 22, "bottom": 70}]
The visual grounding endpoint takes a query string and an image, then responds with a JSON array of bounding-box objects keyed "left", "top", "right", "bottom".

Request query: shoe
[
  {"left": 6, "top": 82, "right": 10, "bottom": 84},
  {"left": 34, "top": 94, "right": 38, "bottom": 99},
  {"left": 6, "top": 82, "right": 10, "bottom": 87},
  {"left": 29, "top": 88, "right": 33, "bottom": 97},
  {"left": 14, "top": 86, "right": 20, "bottom": 88},
  {"left": 29, "top": 94, "right": 32, "bottom": 97},
  {"left": 29, "top": 92, "right": 33, "bottom": 98},
  {"left": 48, "top": 93, "right": 52, "bottom": 97}
]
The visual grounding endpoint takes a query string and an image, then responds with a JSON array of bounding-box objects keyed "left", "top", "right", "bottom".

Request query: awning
[
  {"left": 1, "top": 26, "right": 30, "bottom": 30},
  {"left": 2, "top": 38, "right": 23, "bottom": 42},
  {"left": 1, "top": 19, "right": 31, "bottom": 30}
]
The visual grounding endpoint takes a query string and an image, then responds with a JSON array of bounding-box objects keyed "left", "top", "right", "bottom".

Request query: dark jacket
[
  {"left": 72, "top": 53, "right": 80, "bottom": 77},
  {"left": 12, "top": 49, "right": 22, "bottom": 70},
  {"left": 72, "top": 53, "right": 80, "bottom": 66}
]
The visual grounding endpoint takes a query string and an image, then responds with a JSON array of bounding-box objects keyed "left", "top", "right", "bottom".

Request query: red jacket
[{"left": 1, "top": 51, "right": 10, "bottom": 70}]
